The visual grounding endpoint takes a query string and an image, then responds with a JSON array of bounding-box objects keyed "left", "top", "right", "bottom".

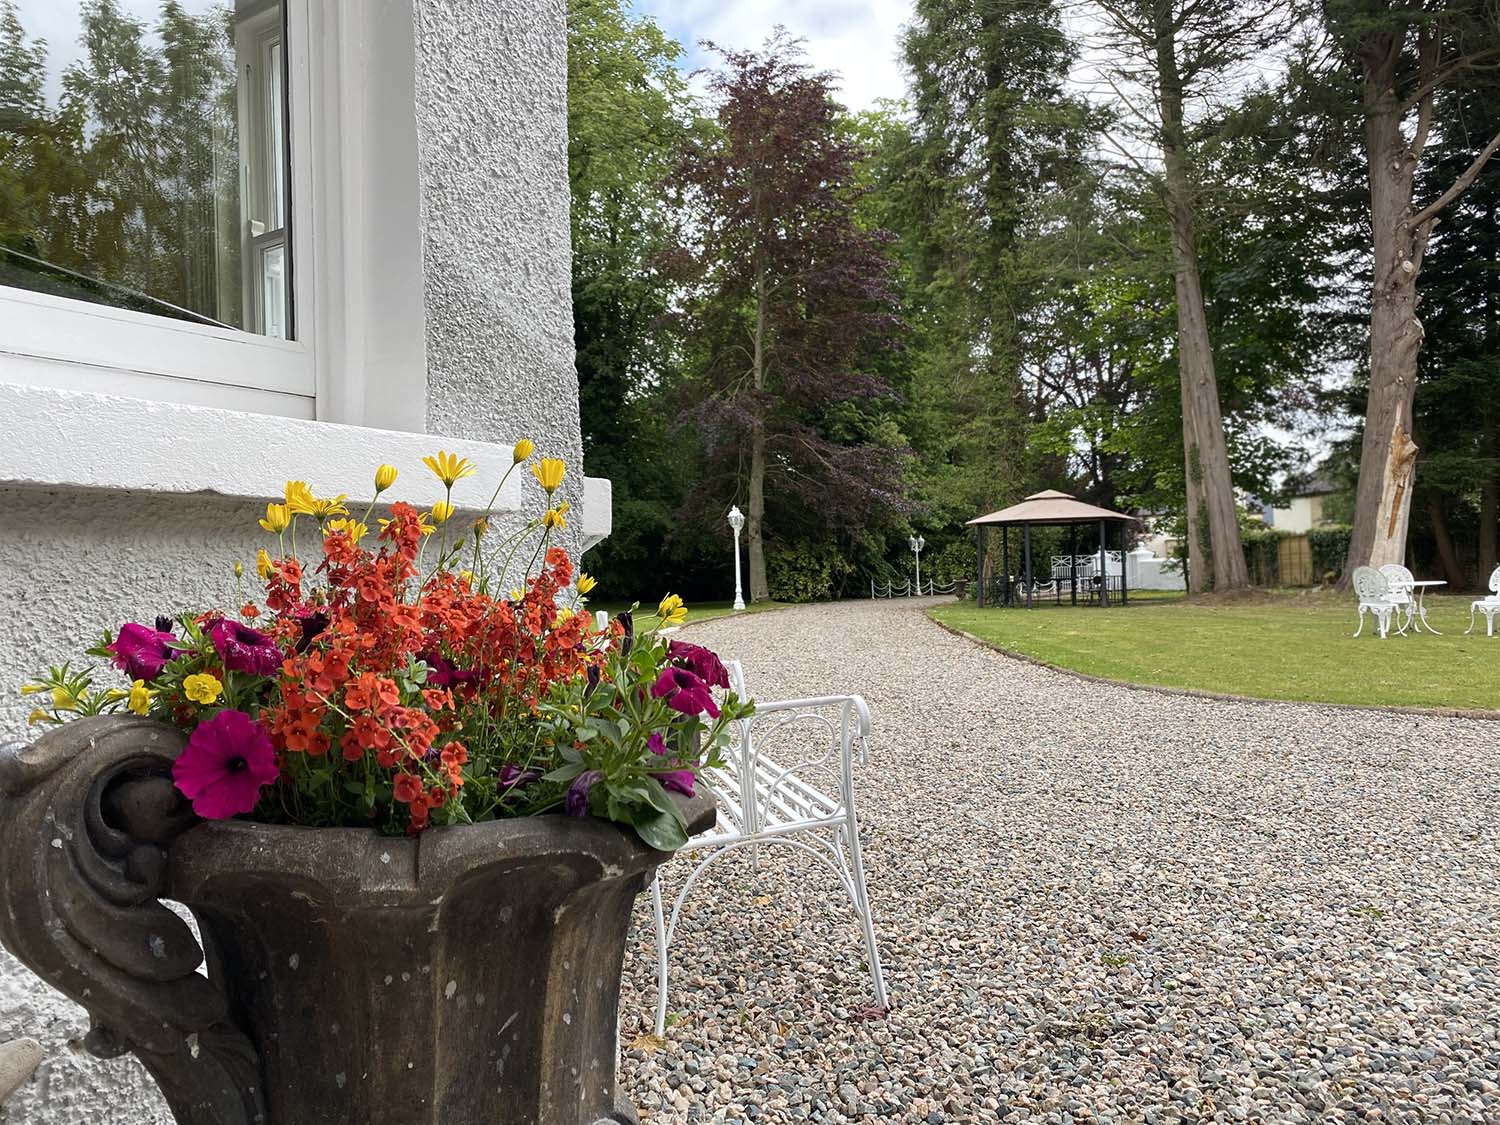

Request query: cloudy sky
[{"left": 628, "top": 0, "right": 915, "bottom": 111}]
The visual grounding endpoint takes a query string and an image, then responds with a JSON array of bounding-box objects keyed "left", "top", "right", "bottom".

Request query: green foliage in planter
[{"left": 767, "top": 542, "right": 853, "bottom": 603}]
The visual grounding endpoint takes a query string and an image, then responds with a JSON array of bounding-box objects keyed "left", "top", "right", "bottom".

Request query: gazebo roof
[{"left": 966, "top": 490, "right": 1135, "bottom": 527}]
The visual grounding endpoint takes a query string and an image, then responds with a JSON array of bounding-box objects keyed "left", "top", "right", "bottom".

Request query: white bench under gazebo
[{"left": 968, "top": 490, "right": 1137, "bottom": 608}]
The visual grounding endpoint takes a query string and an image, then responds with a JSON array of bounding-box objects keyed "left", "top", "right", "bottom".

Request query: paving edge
[{"left": 926, "top": 612, "right": 1500, "bottom": 723}]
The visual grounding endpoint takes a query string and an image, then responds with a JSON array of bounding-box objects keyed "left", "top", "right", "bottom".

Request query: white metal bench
[
  {"left": 1468, "top": 566, "right": 1500, "bottom": 636},
  {"left": 648, "top": 661, "right": 889, "bottom": 1034}
]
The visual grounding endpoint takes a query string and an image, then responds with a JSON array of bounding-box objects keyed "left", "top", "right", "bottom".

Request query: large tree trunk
[
  {"left": 1156, "top": 24, "right": 1247, "bottom": 593},
  {"left": 747, "top": 268, "right": 770, "bottom": 602},
  {"left": 1427, "top": 494, "right": 1465, "bottom": 587},
  {"left": 1482, "top": 427, "right": 1499, "bottom": 583},
  {"left": 1345, "top": 61, "right": 1426, "bottom": 575}
]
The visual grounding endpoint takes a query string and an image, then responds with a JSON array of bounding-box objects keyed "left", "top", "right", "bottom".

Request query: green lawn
[
  {"left": 930, "top": 590, "right": 1500, "bottom": 712},
  {"left": 591, "top": 598, "right": 789, "bottom": 627}
]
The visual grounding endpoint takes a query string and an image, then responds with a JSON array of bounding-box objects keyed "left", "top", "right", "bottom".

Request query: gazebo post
[
  {"left": 1001, "top": 526, "right": 1010, "bottom": 606},
  {"left": 1068, "top": 523, "right": 1077, "bottom": 606},
  {"left": 1120, "top": 522, "right": 1129, "bottom": 605},
  {"left": 1098, "top": 518, "right": 1109, "bottom": 607},
  {"left": 1023, "top": 522, "right": 1034, "bottom": 609},
  {"left": 974, "top": 525, "right": 984, "bottom": 607}
]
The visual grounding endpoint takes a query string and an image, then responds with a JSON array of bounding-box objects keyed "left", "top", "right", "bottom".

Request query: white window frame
[{"left": 0, "top": 0, "right": 322, "bottom": 421}]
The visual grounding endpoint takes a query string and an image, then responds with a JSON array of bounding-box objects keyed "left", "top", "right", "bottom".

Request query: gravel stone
[{"left": 618, "top": 598, "right": 1500, "bottom": 1124}]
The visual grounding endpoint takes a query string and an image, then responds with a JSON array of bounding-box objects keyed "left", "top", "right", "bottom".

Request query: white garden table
[{"left": 1404, "top": 580, "right": 1446, "bottom": 634}]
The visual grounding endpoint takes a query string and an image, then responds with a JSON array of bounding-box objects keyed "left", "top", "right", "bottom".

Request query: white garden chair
[
  {"left": 648, "top": 661, "right": 889, "bottom": 1035},
  {"left": 1378, "top": 563, "right": 1416, "bottom": 632},
  {"left": 1352, "top": 565, "right": 1402, "bottom": 639},
  {"left": 1467, "top": 566, "right": 1500, "bottom": 636}
]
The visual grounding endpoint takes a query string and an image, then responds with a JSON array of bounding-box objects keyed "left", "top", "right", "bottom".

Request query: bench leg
[
  {"left": 841, "top": 820, "right": 890, "bottom": 1013},
  {"left": 651, "top": 873, "right": 670, "bottom": 1036}
]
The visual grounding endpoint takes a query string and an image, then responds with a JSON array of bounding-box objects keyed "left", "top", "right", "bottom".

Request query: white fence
[{"left": 870, "top": 577, "right": 960, "bottom": 598}]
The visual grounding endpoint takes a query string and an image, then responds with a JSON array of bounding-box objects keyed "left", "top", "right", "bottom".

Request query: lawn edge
[{"left": 926, "top": 610, "right": 1500, "bottom": 722}]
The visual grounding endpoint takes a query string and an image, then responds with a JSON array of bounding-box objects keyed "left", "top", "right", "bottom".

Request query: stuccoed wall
[
  {"left": 0, "top": 1, "right": 580, "bottom": 1119},
  {"left": 412, "top": 0, "right": 585, "bottom": 536}
]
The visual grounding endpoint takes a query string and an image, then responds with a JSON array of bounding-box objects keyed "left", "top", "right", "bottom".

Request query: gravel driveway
[{"left": 618, "top": 597, "right": 1500, "bottom": 1124}]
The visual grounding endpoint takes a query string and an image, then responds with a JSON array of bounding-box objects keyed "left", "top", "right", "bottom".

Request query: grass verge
[{"left": 929, "top": 589, "right": 1500, "bottom": 713}]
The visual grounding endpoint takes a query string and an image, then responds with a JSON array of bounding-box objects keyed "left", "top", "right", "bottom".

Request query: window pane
[{"left": 0, "top": 0, "right": 292, "bottom": 339}]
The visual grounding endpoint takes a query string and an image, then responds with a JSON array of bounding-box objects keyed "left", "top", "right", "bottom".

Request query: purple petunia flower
[
  {"left": 171, "top": 710, "right": 279, "bottom": 820},
  {"left": 108, "top": 622, "right": 177, "bottom": 681},
  {"left": 500, "top": 764, "right": 542, "bottom": 792},
  {"left": 209, "top": 619, "right": 284, "bottom": 678},
  {"left": 566, "top": 769, "right": 603, "bottom": 817},
  {"left": 667, "top": 641, "right": 730, "bottom": 690},
  {"left": 647, "top": 732, "right": 668, "bottom": 756},
  {"left": 653, "top": 769, "right": 695, "bottom": 797},
  {"left": 294, "top": 609, "right": 329, "bottom": 654},
  {"left": 650, "top": 667, "right": 720, "bottom": 718}
]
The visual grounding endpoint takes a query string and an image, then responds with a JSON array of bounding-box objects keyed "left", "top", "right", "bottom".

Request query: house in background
[
  {"left": 0, "top": 1, "right": 603, "bottom": 1118},
  {"left": 1268, "top": 472, "right": 1339, "bottom": 533}
]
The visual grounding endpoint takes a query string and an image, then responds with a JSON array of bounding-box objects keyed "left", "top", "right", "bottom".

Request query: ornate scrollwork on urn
[{"left": 0, "top": 717, "right": 265, "bottom": 1125}]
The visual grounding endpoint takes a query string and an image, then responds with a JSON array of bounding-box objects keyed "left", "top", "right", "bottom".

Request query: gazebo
[{"left": 967, "top": 490, "right": 1137, "bottom": 608}]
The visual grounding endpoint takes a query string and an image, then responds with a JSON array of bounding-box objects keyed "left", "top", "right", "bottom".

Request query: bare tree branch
[{"left": 1411, "top": 126, "right": 1500, "bottom": 228}]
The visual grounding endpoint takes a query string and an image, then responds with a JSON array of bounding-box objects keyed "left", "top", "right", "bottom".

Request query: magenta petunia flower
[
  {"left": 667, "top": 640, "right": 730, "bottom": 690},
  {"left": 108, "top": 622, "right": 177, "bottom": 681},
  {"left": 209, "top": 619, "right": 284, "bottom": 678},
  {"left": 653, "top": 769, "right": 695, "bottom": 797},
  {"left": 650, "top": 667, "right": 720, "bottom": 718},
  {"left": 647, "top": 732, "right": 668, "bottom": 756},
  {"left": 171, "top": 710, "right": 279, "bottom": 819}
]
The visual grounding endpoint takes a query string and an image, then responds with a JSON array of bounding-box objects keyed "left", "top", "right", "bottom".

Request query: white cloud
[{"left": 630, "top": 0, "right": 915, "bottom": 112}]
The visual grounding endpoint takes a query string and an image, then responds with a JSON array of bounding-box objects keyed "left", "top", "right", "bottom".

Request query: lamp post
[
  {"left": 909, "top": 534, "right": 925, "bottom": 596},
  {"left": 728, "top": 506, "right": 746, "bottom": 611}
]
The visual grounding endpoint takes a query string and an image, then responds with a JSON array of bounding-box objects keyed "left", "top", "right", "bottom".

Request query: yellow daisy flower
[
  {"left": 657, "top": 593, "right": 687, "bottom": 627},
  {"left": 325, "top": 518, "right": 369, "bottom": 543},
  {"left": 309, "top": 494, "right": 349, "bottom": 521},
  {"left": 374, "top": 464, "right": 398, "bottom": 492},
  {"left": 423, "top": 450, "right": 476, "bottom": 488},
  {"left": 576, "top": 573, "right": 597, "bottom": 595},
  {"left": 284, "top": 481, "right": 317, "bottom": 516},
  {"left": 259, "top": 502, "right": 291, "bottom": 534},
  {"left": 256, "top": 548, "right": 275, "bottom": 580},
  {"left": 513, "top": 438, "right": 535, "bottom": 464},
  {"left": 530, "top": 457, "right": 566, "bottom": 494},
  {"left": 542, "top": 502, "right": 569, "bottom": 530}
]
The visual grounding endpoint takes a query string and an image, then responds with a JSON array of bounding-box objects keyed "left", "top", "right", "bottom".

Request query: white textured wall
[{"left": 0, "top": 0, "right": 582, "bottom": 1118}]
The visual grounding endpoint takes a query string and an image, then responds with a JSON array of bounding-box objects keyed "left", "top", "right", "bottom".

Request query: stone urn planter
[{"left": 0, "top": 717, "right": 713, "bottom": 1125}]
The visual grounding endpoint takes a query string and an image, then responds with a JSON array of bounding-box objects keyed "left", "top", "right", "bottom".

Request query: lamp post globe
[{"left": 728, "top": 506, "right": 746, "bottom": 611}]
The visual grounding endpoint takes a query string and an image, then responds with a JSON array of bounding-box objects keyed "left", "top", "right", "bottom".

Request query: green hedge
[
  {"left": 1308, "top": 525, "right": 1352, "bottom": 584},
  {"left": 767, "top": 542, "right": 854, "bottom": 603}
]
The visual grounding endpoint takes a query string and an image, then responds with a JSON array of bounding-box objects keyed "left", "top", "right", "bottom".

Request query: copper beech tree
[
  {"left": 670, "top": 34, "right": 908, "bottom": 602},
  {"left": 1326, "top": 0, "right": 1500, "bottom": 575}
]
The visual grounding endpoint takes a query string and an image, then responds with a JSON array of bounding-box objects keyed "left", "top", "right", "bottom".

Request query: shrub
[
  {"left": 1308, "top": 525, "right": 1352, "bottom": 581},
  {"left": 767, "top": 541, "right": 852, "bottom": 603}
]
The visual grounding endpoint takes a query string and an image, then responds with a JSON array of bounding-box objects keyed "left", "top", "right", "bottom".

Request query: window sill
[{"left": 0, "top": 382, "right": 533, "bottom": 514}]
